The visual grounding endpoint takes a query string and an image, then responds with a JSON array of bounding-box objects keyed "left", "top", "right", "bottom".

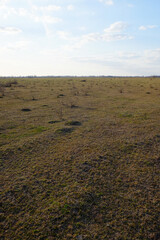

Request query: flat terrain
[{"left": 0, "top": 77, "right": 160, "bottom": 240}]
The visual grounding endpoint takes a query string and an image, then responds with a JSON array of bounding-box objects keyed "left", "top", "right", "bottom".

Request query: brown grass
[{"left": 0, "top": 77, "right": 160, "bottom": 239}]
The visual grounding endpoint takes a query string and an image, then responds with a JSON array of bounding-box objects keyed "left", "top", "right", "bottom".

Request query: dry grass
[{"left": 0, "top": 77, "right": 160, "bottom": 239}]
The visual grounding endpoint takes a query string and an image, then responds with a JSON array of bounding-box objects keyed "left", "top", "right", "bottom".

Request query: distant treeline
[{"left": 0, "top": 75, "right": 160, "bottom": 79}]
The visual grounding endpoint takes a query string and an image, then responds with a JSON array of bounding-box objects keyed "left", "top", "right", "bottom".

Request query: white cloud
[
  {"left": 0, "top": 4, "right": 62, "bottom": 18},
  {"left": 105, "top": 0, "right": 114, "bottom": 5},
  {"left": 148, "top": 25, "right": 157, "bottom": 29},
  {"left": 0, "top": 0, "right": 8, "bottom": 6},
  {"left": 67, "top": 5, "right": 74, "bottom": 11},
  {"left": 57, "top": 31, "right": 71, "bottom": 40},
  {"left": 79, "top": 26, "right": 87, "bottom": 31},
  {"left": 139, "top": 26, "right": 147, "bottom": 31},
  {"left": 33, "top": 15, "right": 62, "bottom": 24},
  {"left": 128, "top": 4, "right": 134, "bottom": 8},
  {"left": 144, "top": 48, "right": 160, "bottom": 62},
  {"left": 18, "top": 8, "right": 28, "bottom": 16},
  {"left": 139, "top": 25, "right": 157, "bottom": 31},
  {"left": 33, "top": 5, "right": 61, "bottom": 12},
  {"left": 117, "top": 51, "right": 140, "bottom": 60},
  {"left": 57, "top": 21, "right": 132, "bottom": 52},
  {"left": 0, "top": 4, "right": 62, "bottom": 38},
  {"left": 104, "top": 21, "right": 128, "bottom": 33},
  {"left": 0, "top": 5, "right": 17, "bottom": 18},
  {"left": 0, "top": 40, "right": 30, "bottom": 56},
  {"left": 15, "top": 4, "right": 62, "bottom": 24},
  {"left": 0, "top": 26, "right": 22, "bottom": 34},
  {"left": 69, "top": 48, "right": 160, "bottom": 76},
  {"left": 6, "top": 41, "right": 30, "bottom": 50},
  {"left": 57, "top": 32, "right": 99, "bottom": 51},
  {"left": 102, "top": 33, "right": 133, "bottom": 41},
  {"left": 99, "top": 0, "right": 114, "bottom": 6},
  {"left": 102, "top": 21, "right": 132, "bottom": 41},
  {"left": 70, "top": 33, "right": 99, "bottom": 49}
]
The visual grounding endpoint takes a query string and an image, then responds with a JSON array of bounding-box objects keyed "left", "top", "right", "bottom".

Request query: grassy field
[{"left": 0, "top": 77, "right": 160, "bottom": 240}]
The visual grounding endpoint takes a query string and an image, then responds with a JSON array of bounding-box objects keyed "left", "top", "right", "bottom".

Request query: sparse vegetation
[
  {"left": 0, "top": 77, "right": 160, "bottom": 239},
  {"left": 0, "top": 79, "right": 18, "bottom": 97},
  {"left": 0, "top": 85, "right": 5, "bottom": 97}
]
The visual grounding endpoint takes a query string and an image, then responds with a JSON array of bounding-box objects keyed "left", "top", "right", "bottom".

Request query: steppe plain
[{"left": 0, "top": 77, "right": 160, "bottom": 239}]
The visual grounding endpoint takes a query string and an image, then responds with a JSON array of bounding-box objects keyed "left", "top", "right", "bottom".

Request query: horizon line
[{"left": 0, "top": 75, "right": 160, "bottom": 78}]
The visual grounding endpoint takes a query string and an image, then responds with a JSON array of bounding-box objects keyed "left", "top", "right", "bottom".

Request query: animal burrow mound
[
  {"left": 65, "top": 121, "right": 82, "bottom": 126},
  {"left": 21, "top": 108, "right": 31, "bottom": 112},
  {"left": 70, "top": 104, "right": 79, "bottom": 108},
  {"left": 57, "top": 94, "right": 65, "bottom": 98},
  {"left": 55, "top": 127, "right": 74, "bottom": 134},
  {"left": 48, "top": 120, "right": 60, "bottom": 124}
]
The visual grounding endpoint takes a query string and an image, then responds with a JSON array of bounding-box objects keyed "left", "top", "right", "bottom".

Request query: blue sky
[{"left": 0, "top": 0, "right": 160, "bottom": 76}]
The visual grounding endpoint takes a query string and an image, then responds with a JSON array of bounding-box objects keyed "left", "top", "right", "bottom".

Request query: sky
[{"left": 0, "top": 0, "right": 160, "bottom": 76}]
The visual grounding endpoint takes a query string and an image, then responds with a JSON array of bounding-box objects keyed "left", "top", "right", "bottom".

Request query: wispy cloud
[
  {"left": 0, "top": 5, "right": 17, "bottom": 19},
  {"left": 5, "top": 41, "right": 30, "bottom": 50},
  {"left": 34, "top": 15, "right": 62, "bottom": 24},
  {"left": 0, "top": 26, "right": 22, "bottom": 34},
  {"left": 32, "top": 5, "right": 61, "bottom": 12},
  {"left": 57, "top": 31, "right": 71, "bottom": 40},
  {"left": 128, "top": 4, "right": 134, "bottom": 8},
  {"left": 0, "top": 0, "right": 9, "bottom": 6},
  {"left": 99, "top": 0, "right": 114, "bottom": 6},
  {"left": 0, "top": 40, "right": 30, "bottom": 55},
  {"left": 19, "top": 4, "right": 62, "bottom": 24},
  {"left": 0, "top": 3, "right": 63, "bottom": 36},
  {"left": 144, "top": 48, "right": 160, "bottom": 62},
  {"left": 79, "top": 26, "right": 87, "bottom": 31},
  {"left": 139, "top": 25, "right": 157, "bottom": 31},
  {"left": 102, "top": 21, "right": 133, "bottom": 41},
  {"left": 139, "top": 26, "right": 146, "bottom": 31},
  {"left": 67, "top": 5, "right": 74, "bottom": 11},
  {"left": 0, "top": 3, "right": 62, "bottom": 22},
  {"left": 104, "top": 21, "right": 128, "bottom": 33},
  {"left": 69, "top": 48, "right": 160, "bottom": 75},
  {"left": 57, "top": 21, "right": 132, "bottom": 51}
]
